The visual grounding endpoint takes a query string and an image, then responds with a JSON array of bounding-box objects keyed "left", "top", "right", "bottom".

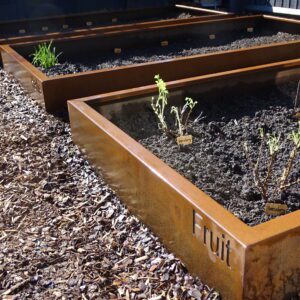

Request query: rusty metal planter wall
[
  {"left": 1, "top": 15, "right": 300, "bottom": 114},
  {"left": 67, "top": 70, "right": 300, "bottom": 299},
  {"left": 0, "top": 4, "right": 232, "bottom": 45}
]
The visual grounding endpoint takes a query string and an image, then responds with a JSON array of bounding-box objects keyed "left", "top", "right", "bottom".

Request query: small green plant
[
  {"left": 31, "top": 40, "right": 62, "bottom": 69},
  {"left": 151, "top": 75, "right": 203, "bottom": 139},
  {"left": 244, "top": 123, "right": 300, "bottom": 203},
  {"left": 151, "top": 75, "right": 169, "bottom": 133},
  {"left": 171, "top": 97, "right": 198, "bottom": 137}
]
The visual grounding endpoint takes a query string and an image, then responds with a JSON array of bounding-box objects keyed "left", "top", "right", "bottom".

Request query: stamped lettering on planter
[{"left": 193, "top": 210, "right": 231, "bottom": 268}]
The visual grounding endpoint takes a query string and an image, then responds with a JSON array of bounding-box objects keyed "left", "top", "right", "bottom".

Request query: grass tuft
[{"left": 31, "top": 40, "right": 62, "bottom": 69}]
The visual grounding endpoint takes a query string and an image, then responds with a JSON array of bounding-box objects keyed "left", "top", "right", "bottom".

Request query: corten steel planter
[
  {"left": 1, "top": 15, "right": 300, "bottom": 113},
  {"left": 0, "top": 4, "right": 232, "bottom": 45},
  {"left": 67, "top": 69, "right": 300, "bottom": 299}
]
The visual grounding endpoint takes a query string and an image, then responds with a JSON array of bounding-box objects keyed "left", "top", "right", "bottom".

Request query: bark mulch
[{"left": 0, "top": 69, "right": 220, "bottom": 299}]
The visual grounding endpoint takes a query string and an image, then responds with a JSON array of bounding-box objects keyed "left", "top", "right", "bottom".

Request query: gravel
[
  {"left": 110, "top": 81, "right": 300, "bottom": 226},
  {"left": 0, "top": 69, "right": 219, "bottom": 299},
  {"left": 41, "top": 31, "right": 300, "bottom": 77}
]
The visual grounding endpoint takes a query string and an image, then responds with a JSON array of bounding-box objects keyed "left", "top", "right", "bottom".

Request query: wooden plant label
[
  {"left": 265, "top": 203, "right": 288, "bottom": 216},
  {"left": 62, "top": 24, "right": 69, "bottom": 29},
  {"left": 294, "top": 112, "right": 300, "bottom": 120},
  {"left": 86, "top": 21, "right": 93, "bottom": 26},
  {"left": 112, "top": 18, "right": 118, "bottom": 23},
  {"left": 42, "top": 26, "right": 48, "bottom": 32},
  {"left": 247, "top": 27, "right": 254, "bottom": 33},
  {"left": 161, "top": 40, "right": 169, "bottom": 47},
  {"left": 114, "top": 48, "right": 122, "bottom": 54},
  {"left": 176, "top": 135, "right": 193, "bottom": 146},
  {"left": 209, "top": 34, "right": 216, "bottom": 40},
  {"left": 19, "top": 29, "right": 26, "bottom": 34}
]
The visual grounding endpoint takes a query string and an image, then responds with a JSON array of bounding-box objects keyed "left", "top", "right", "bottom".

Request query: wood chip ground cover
[{"left": 0, "top": 69, "right": 219, "bottom": 299}]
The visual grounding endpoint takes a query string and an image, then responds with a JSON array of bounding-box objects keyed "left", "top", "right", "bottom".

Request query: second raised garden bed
[
  {"left": 1, "top": 15, "right": 300, "bottom": 113},
  {"left": 68, "top": 69, "right": 300, "bottom": 299}
]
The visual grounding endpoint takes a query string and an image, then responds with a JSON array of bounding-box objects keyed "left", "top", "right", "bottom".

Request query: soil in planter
[
  {"left": 108, "top": 81, "right": 300, "bottom": 226},
  {"left": 41, "top": 30, "right": 300, "bottom": 76}
]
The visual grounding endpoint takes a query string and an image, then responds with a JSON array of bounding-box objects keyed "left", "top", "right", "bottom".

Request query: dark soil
[
  {"left": 41, "top": 30, "right": 300, "bottom": 76},
  {"left": 110, "top": 82, "right": 300, "bottom": 226},
  {"left": 0, "top": 69, "right": 219, "bottom": 299}
]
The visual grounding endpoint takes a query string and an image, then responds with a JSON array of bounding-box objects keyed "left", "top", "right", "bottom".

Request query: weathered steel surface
[
  {"left": 1, "top": 15, "right": 300, "bottom": 113},
  {"left": 0, "top": 44, "right": 46, "bottom": 107},
  {"left": 68, "top": 74, "right": 300, "bottom": 298},
  {"left": 0, "top": 5, "right": 232, "bottom": 45}
]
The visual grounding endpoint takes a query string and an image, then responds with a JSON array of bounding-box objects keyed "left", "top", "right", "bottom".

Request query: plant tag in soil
[
  {"left": 293, "top": 112, "right": 300, "bottom": 120},
  {"left": 176, "top": 135, "right": 193, "bottom": 146},
  {"left": 114, "top": 48, "right": 122, "bottom": 54},
  {"left": 247, "top": 27, "right": 254, "bottom": 33},
  {"left": 112, "top": 18, "right": 118, "bottom": 23},
  {"left": 209, "top": 34, "right": 216, "bottom": 40},
  {"left": 161, "top": 40, "right": 169, "bottom": 47},
  {"left": 265, "top": 203, "right": 288, "bottom": 216}
]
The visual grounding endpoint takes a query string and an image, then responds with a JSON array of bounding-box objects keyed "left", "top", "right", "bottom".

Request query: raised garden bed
[
  {"left": 1, "top": 15, "right": 300, "bottom": 113},
  {"left": 0, "top": 4, "right": 231, "bottom": 45},
  {"left": 68, "top": 71, "right": 300, "bottom": 299}
]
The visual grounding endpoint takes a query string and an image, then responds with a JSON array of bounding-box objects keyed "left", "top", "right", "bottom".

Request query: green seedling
[
  {"left": 31, "top": 40, "right": 62, "bottom": 69},
  {"left": 151, "top": 75, "right": 169, "bottom": 133}
]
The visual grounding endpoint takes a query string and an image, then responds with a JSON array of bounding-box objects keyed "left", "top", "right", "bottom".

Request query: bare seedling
[
  {"left": 171, "top": 97, "right": 198, "bottom": 137},
  {"left": 244, "top": 123, "right": 300, "bottom": 203},
  {"left": 280, "top": 122, "right": 300, "bottom": 190}
]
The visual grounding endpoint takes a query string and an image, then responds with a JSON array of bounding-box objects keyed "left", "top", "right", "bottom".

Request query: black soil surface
[
  {"left": 0, "top": 69, "right": 219, "bottom": 299},
  {"left": 110, "top": 82, "right": 300, "bottom": 226},
  {"left": 42, "top": 30, "right": 300, "bottom": 76}
]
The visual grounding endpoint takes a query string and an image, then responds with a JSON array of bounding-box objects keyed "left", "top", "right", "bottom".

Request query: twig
[
  {"left": 262, "top": 153, "right": 277, "bottom": 198},
  {"left": 280, "top": 179, "right": 300, "bottom": 190},
  {"left": 2, "top": 278, "right": 30, "bottom": 296},
  {"left": 295, "top": 80, "right": 300, "bottom": 109},
  {"left": 280, "top": 147, "right": 298, "bottom": 189},
  {"left": 245, "top": 137, "right": 267, "bottom": 201}
]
